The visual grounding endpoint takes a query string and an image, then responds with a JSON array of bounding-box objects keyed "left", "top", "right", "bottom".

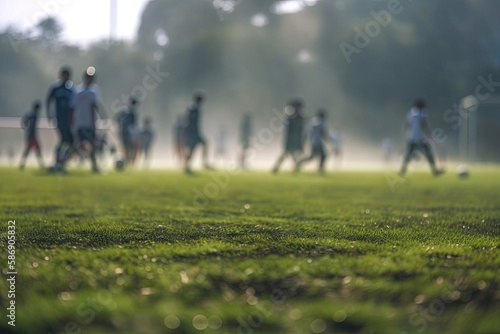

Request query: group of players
[
  {"left": 168, "top": 93, "right": 345, "bottom": 174},
  {"left": 270, "top": 97, "right": 443, "bottom": 176},
  {"left": 115, "top": 97, "right": 155, "bottom": 168},
  {"left": 160, "top": 92, "right": 442, "bottom": 176},
  {"left": 19, "top": 66, "right": 155, "bottom": 173},
  {"left": 19, "top": 66, "right": 444, "bottom": 176}
]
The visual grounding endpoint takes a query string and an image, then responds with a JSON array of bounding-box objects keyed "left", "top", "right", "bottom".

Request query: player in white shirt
[
  {"left": 71, "top": 68, "right": 101, "bottom": 173},
  {"left": 296, "top": 109, "right": 328, "bottom": 174},
  {"left": 399, "top": 98, "right": 444, "bottom": 177}
]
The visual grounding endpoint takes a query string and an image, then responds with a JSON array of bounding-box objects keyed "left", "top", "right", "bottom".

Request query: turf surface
[{"left": 0, "top": 167, "right": 499, "bottom": 334}]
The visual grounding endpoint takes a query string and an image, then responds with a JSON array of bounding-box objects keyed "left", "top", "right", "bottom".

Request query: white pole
[
  {"left": 468, "top": 109, "right": 477, "bottom": 162},
  {"left": 109, "top": 0, "right": 117, "bottom": 43},
  {"left": 459, "top": 108, "right": 468, "bottom": 161},
  {"left": 459, "top": 95, "right": 480, "bottom": 163}
]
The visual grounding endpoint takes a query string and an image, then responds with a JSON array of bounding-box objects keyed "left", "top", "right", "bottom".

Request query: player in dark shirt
[
  {"left": 272, "top": 99, "right": 305, "bottom": 173},
  {"left": 19, "top": 101, "right": 44, "bottom": 170},
  {"left": 184, "top": 92, "right": 212, "bottom": 174},
  {"left": 239, "top": 112, "right": 252, "bottom": 169},
  {"left": 116, "top": 97, "right": 139, "bottom": 164},
  {"left": 139, "top": 117, "right": 154, "bottom": 168},
  {"left": 46, "top": 66, "right": 75, "bottom": 170}
]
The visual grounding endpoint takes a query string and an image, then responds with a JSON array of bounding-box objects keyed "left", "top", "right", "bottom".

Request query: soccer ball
[
  {"left": 456, "top": 165, "right": 469, "bottom": 179},
  {"left": 115, "top": 159, "right": 125, "bottom": 171}
]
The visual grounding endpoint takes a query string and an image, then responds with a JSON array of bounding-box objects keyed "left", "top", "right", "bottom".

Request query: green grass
[{"left": 0, "top": 167, "right": 499, "bottom": 334}]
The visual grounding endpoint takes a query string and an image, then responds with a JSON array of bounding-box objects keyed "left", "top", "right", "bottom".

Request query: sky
[
  {"left": 0, "top": 0, "right": 324, "bottom": 46},
  {"left": 0, "top": 0, "right": 150, "bottom": 46}
]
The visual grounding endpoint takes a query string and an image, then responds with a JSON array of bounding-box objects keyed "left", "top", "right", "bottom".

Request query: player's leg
[
  {"left": 144, "top": 146, "right": 149, "bottom": 162},
  {"left": 120, "top": 134, "right": 128, "bottom": 162},
  {"left": 142, "top": 145, "right": 151, "bottom": 168},
  {"left": 19, "top": 141, "right": 31, "bottom": 170},
  {"left": 295, "top": 149, "right": 314, "bottom": 173},
  {"left": 122, "top": 131, "right": 133, "bottom": 164},
  {"left": 185, "top": 140, "right": 197, "bottom": 174},
  {"left": 131, "top": 133, "right": 140, "bottom": 165},
  {"left": 34, "top": 140, "right": 44, "bottom": 168},
  {"left": 83, "top": 129, "right": 99, "bottom": 172},
  {"left": 76, "top": 129, "right": 85, "bottom": 159},
  {"left": 400, "top": 142, "right": 416, "bottom": 176},
  {"left": 319, "top": 145, "right": 327, "bottom": 174},
  {"left": 77, "top": 128, "right": 99, "bottom": 173},
  {"left": 126, "top": 135, "right": 135, "bottom": 165},
  {"left": 240, "top": 143, "right": 248, "bottom": 170},
  {"left": 294, "top": 154, "right": 307, "bottom": 173},
  {"left": 126, "top": 141, "right": 132, "bottom": 163},
  {"left": 54, "top": 127, "right": 65, "bottom": 165},
  {"left": 272, "top": 151, "right": 288, "bottom": 173},
  {"left": 292, "top": 150, "right": 301, "bottom": 165},
  {"left": 59, "top": 128, "right": 74, "bottom": 166},
  {"left": 420, "top": 143, "right": 443, "bottom": 176},
  {"left": 74, "top": 130, "right": 89, "bottom": 165}
]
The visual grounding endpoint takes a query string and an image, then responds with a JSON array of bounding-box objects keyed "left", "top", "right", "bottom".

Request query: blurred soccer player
[
  {"left": 184, "top": 92, "right": 213, "bottom": 174},
  {"left": 399, "top": 98, "right": 444, "bottom": 177},
  {"left": 19, "top": 101, "right": 44, "bottom": 170},
  {"left": 46, "top": 66, "right": 75, "bottom": 171},
  {"left": 116, "top": 97, "right": 139, "bottom": 165},
  {"left": 239, "top": 112, "right": 252, "bottom": 169},
  {"left": 296, "top": 109, "right": 328, "bottom": 174},
  {"left": 140, "top": 117, "right": 155, "bottom": 168},
  {"left": 173, "top": 115, "right": 185, "bottom": 165},
  {"left": 72, "top": 69, "right": 101, "bottom": 173},
  {"left": 272, "top": 99, "right": 305, "bottom": 173}
]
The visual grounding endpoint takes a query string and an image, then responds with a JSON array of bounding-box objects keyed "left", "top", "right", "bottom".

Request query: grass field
[{"left": 0, "top": 167, "right": 499, "bottom": 334}]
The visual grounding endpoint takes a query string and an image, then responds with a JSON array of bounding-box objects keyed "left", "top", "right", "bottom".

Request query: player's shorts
[
  {"left": 78, "top": 128, "right": 96, "bottom": 144},
  {"left": 311, "top": 144, "right": 326, "bottom": 157},
  {"left": 27, "top": 138, "right": 40, "bottom": 150},
  {"left": 285, "top": 141, "right": 303, "bottom": 154},
  {"left": 405, "top": 141, "right": 434, "bottom": 161}
]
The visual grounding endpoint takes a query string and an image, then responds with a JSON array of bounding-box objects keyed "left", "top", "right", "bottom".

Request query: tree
[{"left": 35, "top": 17, "right": 63, "bottom": 49}]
